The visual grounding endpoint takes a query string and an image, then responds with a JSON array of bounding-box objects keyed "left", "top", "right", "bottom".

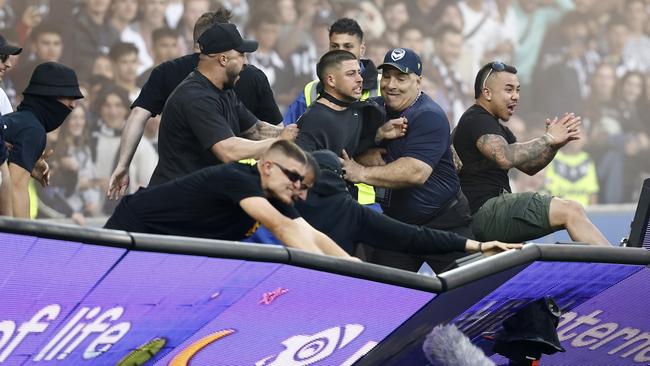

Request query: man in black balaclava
[{"left": 1, "top": 62, "right": 83, "bottom": 218}]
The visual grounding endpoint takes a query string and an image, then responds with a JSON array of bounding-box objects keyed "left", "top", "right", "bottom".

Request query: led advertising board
[{"left": 0, "top": 232, "right": 435, "bottom": 365}]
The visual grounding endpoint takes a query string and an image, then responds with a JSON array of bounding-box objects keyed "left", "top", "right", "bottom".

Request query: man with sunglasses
[
  {"left": 452, "top": 61, "right": 610, "bottom": 245},
  {"left": 105, "top": 141, "right": 354, "bottom": 259}
]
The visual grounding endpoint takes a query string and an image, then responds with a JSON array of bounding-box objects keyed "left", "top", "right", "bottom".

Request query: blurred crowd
[{"left": 0, "top": 0, "right": 648, "bottom": 223}]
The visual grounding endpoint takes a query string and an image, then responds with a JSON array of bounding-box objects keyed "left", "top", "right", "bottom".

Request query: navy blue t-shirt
[
  {"left": 1, "top": 110, "right": 47, "bottom": 171},
  {"left": 376, "top": 93, "right": 459, "bottom": 224}
]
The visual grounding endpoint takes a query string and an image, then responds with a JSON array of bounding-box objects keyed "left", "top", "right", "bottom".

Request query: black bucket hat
[
  {"left": 23, "top": 62, "right": 83, "bottom": 99},
  {"left": 0, "top": 34, "right": 22, "bottom": 56}
]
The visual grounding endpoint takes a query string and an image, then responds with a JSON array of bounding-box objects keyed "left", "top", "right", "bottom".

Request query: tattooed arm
[
  {"left": 476, "top": 133, "right": 557, "bottom": 175},
  {"left": 475, "top": 113, "right": 582, "bottom": 176},
  {"left": 241, "top": 121, "right": 283, "bottom": 140}
]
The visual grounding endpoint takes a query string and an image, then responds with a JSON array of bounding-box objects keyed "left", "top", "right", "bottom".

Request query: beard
[{"left": 223, "top": 66, "right": 241, "bottom": 90}]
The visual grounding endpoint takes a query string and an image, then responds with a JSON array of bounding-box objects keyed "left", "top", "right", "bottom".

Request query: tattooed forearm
[
  {"left": 241, "top": 121, "right": 282, "bottom": 140},
  {"left": 476, "top": 134, "right": 557, "bottom": 175}
]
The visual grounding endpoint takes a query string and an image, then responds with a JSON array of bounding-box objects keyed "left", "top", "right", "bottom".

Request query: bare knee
[{"left": 549, "top": 198, "right": 586, "bottom": 228}]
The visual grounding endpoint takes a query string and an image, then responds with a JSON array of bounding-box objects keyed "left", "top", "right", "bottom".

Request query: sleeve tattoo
[{"left": 476, "top": 134, "right": 558, "bottom": 175}]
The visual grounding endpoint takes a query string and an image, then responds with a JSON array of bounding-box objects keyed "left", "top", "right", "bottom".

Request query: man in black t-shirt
[
  {"left": 147, "top": 22, "right": 298, "bottom": 186},
  {"left": 295, "top": 50, "right": 405, "bottom": 156},
  {"left": 107, "top": 9, "right": 287, "bottom": 198},
  {"left": 105, "top": 141, "right": 353, "bottom": 259},
  {"left": 453, "top": 62, "right": 610, "bottom": 245}
]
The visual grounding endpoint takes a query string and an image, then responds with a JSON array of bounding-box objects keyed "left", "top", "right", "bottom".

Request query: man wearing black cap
[
  {"left": 1, "top": 62, "right": 83, "bottom": 218},
  {"left": 147, "top": 22, "right": 298, "bottom": 186},
  {"left": 108, "top": 9, "right": 286, "bottom": 199},
  {"left": 341, "top": 48, "right": 474, "bottom": 271},
  {"left": 0, "top": 34, "right": 22, "bottom": 215}
]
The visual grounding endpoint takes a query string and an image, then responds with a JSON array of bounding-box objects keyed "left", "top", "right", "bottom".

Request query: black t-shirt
[
  {"left": 453, "top": 104, "right": 517, "bottom": 213},
  {"left": 295, "top": 102, "right": 369, "bottom": 155},
  {"left": 149, "top": 70, "right": 257, "bottom": 185},
  {"left": 0, "top": 126, "right": 6, "bottom": 164},
  {"left": 132, "top": 53, "right": 282, "bottom": 123},
  {"left": 105, "top": 163, "right": 299, "bottom": 240},
  {"left": 1, "top": 110, "right": 47, "bottom": 171}
]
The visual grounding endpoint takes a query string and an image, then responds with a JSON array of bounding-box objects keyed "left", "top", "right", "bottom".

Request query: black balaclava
[{"left": 18, "top": 95, "right": 72, "bottom": 132}]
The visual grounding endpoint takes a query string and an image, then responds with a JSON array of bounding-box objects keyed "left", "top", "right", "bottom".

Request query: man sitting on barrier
[
  {"left": 105, "top": 140, "right": 354, "bottom": 259},
  {"left": 452, "top": 61, "right": 610, "bottom": 245}
]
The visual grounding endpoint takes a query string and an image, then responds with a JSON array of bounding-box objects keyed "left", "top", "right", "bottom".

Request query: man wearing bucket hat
[
  {"left": 1, "top": 62, "right": 83, "bottom": 218},
  {"left": 0, "top": 34, "right": 22, "bottom": 215},
  {"left": 147, "top": 22, "right": 297, "bottom": 186},
  {"left": 341, "top": 48, "right": 474, "bottom": 272}
]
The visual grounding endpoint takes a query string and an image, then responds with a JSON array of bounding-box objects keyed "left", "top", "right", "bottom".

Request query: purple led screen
[
  {"left": 0, "top": 232, "right": 435, "bottom": 365},
  {"left": 452, "top": 262, "right": 643, "bottom": 341},
  {"left": 540, "top": 267, "right": 650, "bottom": 365},
  {"left": 154, "top": 265, "right": 435, "bottom": 366}
]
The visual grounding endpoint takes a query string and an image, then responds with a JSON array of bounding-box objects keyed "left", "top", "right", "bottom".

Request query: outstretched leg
[{"left": 548, "top": 197, "right": 610, "bottom": 246}]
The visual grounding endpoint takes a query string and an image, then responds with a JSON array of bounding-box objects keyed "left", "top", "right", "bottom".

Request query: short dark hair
[
  {"left": 316, "top": 49, "right": 357, "bottom": 82},
  {"left": 329, "top": 18, "right": 364, "bottom": 41},
  {"left": 193, "top": 8, "right": 233, "bottom": 43},
  {"left": 265, "top": 140, "right": 307, "bottom": 165},
  {"left": 152, "top": 27, "right": 178, "bottom": 44},
  {"left": 108, "top": 42, "right": 138, "bottom": 61},
  {"left": 474, "top": 61, "right": 518, "bottom": 99},
  {"left": 249, "top": 9, "right": 279, "bottom": 31},
  {"left": 30, "top": 22, "right": 63, "bottom": 42},
  {"left": 92, "top": 83, "right": 130, "bottom": 117}
]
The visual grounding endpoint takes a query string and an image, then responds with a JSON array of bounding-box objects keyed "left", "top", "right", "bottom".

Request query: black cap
[
  {"left": 378, "top": 48, "right": 422, "bottom": 76},
  {"left": 23, "top": 62, "right": 83, "bottom": 99},
  {"left": 198, "top": 23, "right": 258, "bottom": 54},
  {"left": 0, "top": 34, "right": 22, "bottom": 56}
]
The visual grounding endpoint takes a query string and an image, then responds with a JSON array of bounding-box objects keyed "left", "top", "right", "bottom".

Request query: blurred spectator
[
  {"left": 458, "top": 0, "right": 501, "bottom": 80},
  {"left": 108, "top": 41, "right": 140, "bottom": 101},
  {"left": 584, "top": 62, "right": 625, "bottom": 203},
  {"left": 532, "top": 11, "right": 599, "bottom": 116},
  {"left": 41, "top": 105, "right": 101, "bottom": 223},
  {"left": 381, "top": 0, "right": 409, "bottom": 47},
  {"left": 616, "top": 71, "right": 650, "bottom": 201},
  {"left": 622, "top": 0, "right": 650, "bottom": 73},
  {"left": 137, "top": 27, "right": 179, "bottom": 86},
  {"left": 91, "top": 83, "right": 156, "bottom": 212},
  {"left": 0, "top": 33, "right": 20, "bottom": 115},
  {"left": 0, "top": 0, "right": 16, "bottom": 32},
  {"left": 600, "top": 15, "right": 629, "bottom": 77},
  {"left": 64, "top": 0, "right": 119, "bottom": 81},
  {"left": 398, "top": 23, "right": 426, "bottom": 59},
  {"left": 428, "top": 25, "right": 470, "bottom": 126},
  {"left": 176, "top": 0, "right": 211, "bottom": 55},
  {"left": 122, "top": 0, "right": 169, "bottom": 74},
  {"left": 407, "top": 0, "right": 442, "bottom": 30},
  {"left": 91, "top": 54, "right": 115, "bottom": 81},
  {"left": 247, "top": 10, "right": 290, "bottom": 98},
  {"left": 484, "top": 0, "right": 518, "bottom": 64},
  {"left": 544, "top": 132, "right": 599, "bottom": 206},
  {"left": 13, "top": 22, "right": 63, "bottom": 98}
]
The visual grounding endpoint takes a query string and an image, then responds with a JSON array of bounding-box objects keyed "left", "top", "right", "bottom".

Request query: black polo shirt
[
  {"left": 149, "top": 70, "right": 257, "bottom": 185},
  {"left": 132, "top": 53, "right": 282, "bottom": 123},
  {"left": 105, "top": 163, "right": 299, "bottom": 240},
  {"left": 1, "top": 110, "right": 47, "bottom": 172}
]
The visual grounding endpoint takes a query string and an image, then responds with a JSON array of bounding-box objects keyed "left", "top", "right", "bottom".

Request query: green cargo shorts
[{"left": 471, "top": 192, "right": 553, "bottom": 243}]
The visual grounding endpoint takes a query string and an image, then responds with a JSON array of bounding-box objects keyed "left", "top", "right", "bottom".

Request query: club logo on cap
[{"left": 391, "top": 48, "right": 406, "bottom": 61}]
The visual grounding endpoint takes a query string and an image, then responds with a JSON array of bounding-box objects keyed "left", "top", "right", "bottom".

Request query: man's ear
[
  {"left": 219, "top": 54, "right": 228, "bottom": 67},
  {"left": 483, "top": 87, "right": 492, "bottom": 101},
  {"left": 360, "top": 42, "right": 366, "bottom": 58},
  {"left": 326, "top": 73, "right": 336, "bottom": 89}
]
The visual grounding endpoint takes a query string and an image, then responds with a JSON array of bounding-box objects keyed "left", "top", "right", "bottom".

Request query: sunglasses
[
  {"left": 482, "top": 61, "right": 506, "bottom": 90},
  {"left": 271, "top": 162, "right": 304, "bottom": 183}
]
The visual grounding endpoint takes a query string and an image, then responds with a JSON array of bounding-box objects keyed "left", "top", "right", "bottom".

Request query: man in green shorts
[{"left": 452, "top": 61, "right": 610, "bottom": 245}]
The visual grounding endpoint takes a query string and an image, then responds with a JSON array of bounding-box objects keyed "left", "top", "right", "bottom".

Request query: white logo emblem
[
  {"left": 255, "top": 324, "right": 364, "bottom": 366},
  {"left": 391, "top": 48, "right": 406, "bottom": 61}
]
